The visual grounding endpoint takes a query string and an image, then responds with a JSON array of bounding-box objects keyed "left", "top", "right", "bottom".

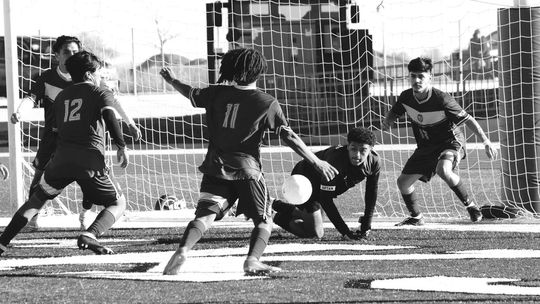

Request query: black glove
[
  {"left": 359, "top": 216, "right": 371, "bottom": 232},
  {"left": 343, "top": 229, "right": 370, "bottom": 241}
]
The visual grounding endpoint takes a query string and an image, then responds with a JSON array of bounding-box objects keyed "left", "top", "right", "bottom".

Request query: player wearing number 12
[
  {"left": 0, "top": 51, "right": 129, "bottom": 256},
  {"left": 159, "top": 48, "right": 338, "bottom": 276},
  {"left": 383, "top": 57, "right": 498, "bottom": 226}
]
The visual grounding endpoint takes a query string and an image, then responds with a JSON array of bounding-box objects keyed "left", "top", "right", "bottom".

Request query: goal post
[
  {"left": 498, "top": 5, "right": 540, "bottom": 214},
  {"left": 3, "top": 0, "right": 24, "bottom": 214}
]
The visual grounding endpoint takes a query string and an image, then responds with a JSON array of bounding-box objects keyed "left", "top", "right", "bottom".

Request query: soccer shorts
[
  {"left": 402, "top": 140, "right": 465, "bottom": 182},
  {"left": 195, "top": 174, "right": 271, "bottom": 221},
  {"left": 32, "top": 130, "right": 57, "bottom": 171},
  {"left": 36, "top": 162, "right": 122, "bottom": 207}
]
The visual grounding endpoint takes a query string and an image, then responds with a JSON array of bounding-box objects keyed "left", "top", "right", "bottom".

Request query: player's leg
[
  {"left": 436, "top": 148, "right": 482, "bottom": 222},
  {"left": 273, "top": 199, "right": 324, "bottom": 238},
  {"left": 0, "top": 170, "right": 68, "bottom": 255},
  {"left": 78, "top": 198, "right": 95, "bottom": 230},
  {"left": 76, "top": 173, "right": 125, "bottom": 254},
  {"left": 164, "top": 175, "right": 231, "bottom": 275},
  {"left": 395, "top": 173, "right": 425, "bottom": 226},
  {"left": 237, "top": 177, "right": 281, "bottom": 275}
]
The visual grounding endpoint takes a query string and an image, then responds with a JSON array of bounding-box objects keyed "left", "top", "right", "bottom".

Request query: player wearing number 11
[
  {"left": 382, "top": 57, "right": 498, "bottom": 226},
  {"left": 159, "top": 48, "right": 338, "bottom": 276}
]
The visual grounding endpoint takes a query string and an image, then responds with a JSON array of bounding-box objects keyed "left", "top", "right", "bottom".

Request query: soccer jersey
[
  {"left": 30, "top": 67, "right": 72, "bottom": 130},
  {"left": 190, "top": 85, "right": 288, "bottom": 180},
  {"left": 52, "top": 83, "right": 118, "bottom": 170},
  {"left": 292, "top": 145, "right": 381, "bottom": 235},
  {"left": 390, "top": 88, "right": 470, "bottom": 147}
]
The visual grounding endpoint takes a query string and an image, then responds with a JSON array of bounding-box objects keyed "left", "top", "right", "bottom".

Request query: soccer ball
[
  {"left": 154, "top": 195, "right": 185, "bottom": 210},
  {"left": 281, "top": 174, "right": 312, "bottom": 205}
]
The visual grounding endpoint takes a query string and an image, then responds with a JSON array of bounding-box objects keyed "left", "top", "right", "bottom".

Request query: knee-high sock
[
  {"left": 87, "top": 209, "right": 116, "bottom": 237},
  {"left": 179, "top": 220, "right": 206, "bottom": 250},
  {"left": 450, "top": 180, "right": 470, "bottom": 205},
  {"left": 247, "top": 227, "right": 270, "bottom": 260},
  {"left": 402, "top": 191, "right": 421, "bottom": 217},
  {"left": 0, "top": 213, "right": 29, "bottom": 247}
]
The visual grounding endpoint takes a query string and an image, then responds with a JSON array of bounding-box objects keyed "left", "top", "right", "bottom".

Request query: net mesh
[{"left": 3, "top": 0, "right": 512, "bottom": 220}]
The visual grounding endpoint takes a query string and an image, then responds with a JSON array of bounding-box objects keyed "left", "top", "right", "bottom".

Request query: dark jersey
[
  {"left": 391, "top": 88, "right": 470, "bottom": 147},
  {"left": 190, "top": 85, "right": 288, "bottom": 180},
  {"left": 293, "top": 145, "right": 381, "bottom": 235},
  {"left": 52, "top": 83, "right": 118, "bottom": 170},
  {"left": 30, "top": 67, "right": 72, "bottom": 130}
]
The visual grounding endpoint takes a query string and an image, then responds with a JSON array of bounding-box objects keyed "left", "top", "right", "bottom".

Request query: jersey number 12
[{"left": 63, "top": 98, "right": 83, "bottom": 122}]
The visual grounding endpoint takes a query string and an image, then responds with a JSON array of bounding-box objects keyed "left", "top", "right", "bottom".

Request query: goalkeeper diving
[{"left": 273, "top": 127, "right": 380, "bottom": 241}]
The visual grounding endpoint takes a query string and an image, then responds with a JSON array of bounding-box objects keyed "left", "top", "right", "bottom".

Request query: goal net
[{"left": 2, "top": 0, "right": 515, "bottom": 225}]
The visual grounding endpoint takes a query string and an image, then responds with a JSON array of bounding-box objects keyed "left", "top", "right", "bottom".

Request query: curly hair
[
  {"left": 218, "top": 48, "right": 267, "bottom": 85},
  {"left": 347, "top": 127, "right": 376, "bottom": 146},
  {"left": 52, "top": 35, "right": 82, "bottom": 53}
]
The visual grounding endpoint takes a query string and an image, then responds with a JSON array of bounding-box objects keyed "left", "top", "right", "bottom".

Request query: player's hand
[
  {"left": 128, "top": 123, "right": 142, "bottom": 141},
  {"left": 160, "top": 67, "right": 175, "bottom": 83},
  {"left": 355, "top": 229, "right": 371, "bottom": 241},
  {"left": 381, "top": 118, "right": 393, "bottom": 131},
  {"left": 0, "top": 164, "right": 9, "bottom": 180},
  {"left": 10, "top": 112, "right": 21, "bottom": 124},
  {"left": 313, "top": 160, "right": 338, "bottom": 182},
  {"left": 117, "top": 147, "right": 129, "bottom": 169},
  {"left": 484, "top": 140, "right": 498, "bottom": 160},
  {"left": 343, "top": 229, "right": 370, "bottom": 241}
]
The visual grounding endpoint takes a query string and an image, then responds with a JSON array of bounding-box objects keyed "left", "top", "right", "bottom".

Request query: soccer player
[
  {"left": 10, "top": 35, "right": 140, "bottom": 229},
  {"left": 382, "top": 57, "right": 497, "bottom": 226},
  {"left": 0, "top": 163, "right": 8, "bottom": 180},
  {"left": 159, "top": 48, "right": 338, "bottom": 275},
  {"left": 272, "top": 127, "right": 380, "bottom": 240},
  {"left": 0, "top": 51, "right": 129, "bottom": 256}
]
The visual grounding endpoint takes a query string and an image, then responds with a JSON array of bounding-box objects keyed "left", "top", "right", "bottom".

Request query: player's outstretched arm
[
  {"left": 0, "top": 164, "right": 9, "bottom": 180},
  {"left": 112, "top": 100, "right": 142, "bottom": 141},
  {"left": 160, "top": 67, "right": 193, "bottom": 99},
  {"left": 464, "top": 117, "right": 498, "bottom": 160},
  {"left": 278, "top": 126, "right": 338, "bottom": 182},
  {"left": 10, "top": 97, "right": 35, "bottom": 124}
]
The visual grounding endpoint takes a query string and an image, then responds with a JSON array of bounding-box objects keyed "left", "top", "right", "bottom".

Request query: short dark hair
[
  {"left": 65, "top": 51, "right": 102, "bottom": 83},
  {"left": 347, "top": 127, "right": 376, "bottom": 146},
  {"left": 52, "top": 35, "right": 82, "bottom": 53},
  {"left": 407, "top": 57, "right": 433, "bottom": 73},
  {"left": 226, "top": 48, "right": 267, "bottom": 85}
]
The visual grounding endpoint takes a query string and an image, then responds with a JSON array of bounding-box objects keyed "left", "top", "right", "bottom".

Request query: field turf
[{"left": 0, "top": 221, "right": 539, "bottom": 303}]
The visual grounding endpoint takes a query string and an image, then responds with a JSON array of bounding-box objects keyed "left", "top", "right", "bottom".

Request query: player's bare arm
[
  {"left": 160, "top": 67, "right": 193, "bottom": 98},
  {"left": 112, "top": 99, "right": 142, "bottom": 141},
  {"left": 0, "top": 164, "right": 9, "bottom": 180},
  {"left": 10, "top": 97, "right": 35, "bottom": 124},
  {"left": 278, "top": 126, "right": 338, "bottom": 182},
  {"left": 464, "top": 117, "right": 498, "bottom": 160}
]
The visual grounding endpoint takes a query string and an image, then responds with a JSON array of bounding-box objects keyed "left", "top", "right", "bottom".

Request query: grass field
[{"left": 0, "top": 222, "right": 539, "bottom": 303}]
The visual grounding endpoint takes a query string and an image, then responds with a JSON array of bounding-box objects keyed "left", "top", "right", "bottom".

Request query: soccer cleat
[
  {"left": 395, "top": 215, "right": 425, "bottom": 226},
  {"left": 243, "top": 259, "right": 281, "bottom": 276},
  {"left": 77, "top": 232, "right": 114, "bottom": 255},
  {"left": 466, "top": 204, "right": 483, "bottom": 222},
  {"left": 163, "top": 251, "right": 187, "bottom": 275}
]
